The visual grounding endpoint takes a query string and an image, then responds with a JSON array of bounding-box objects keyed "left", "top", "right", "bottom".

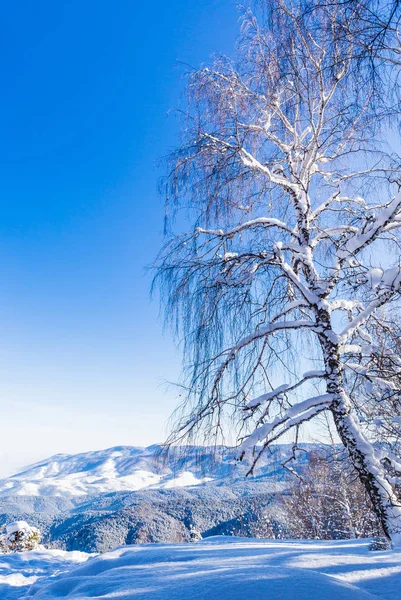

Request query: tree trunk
[
  {"left": 330, "top": 393, "right": 401, "bottom": 547},
  {"left": 321, "top": 334, "right": 401, "bottom": 547}
]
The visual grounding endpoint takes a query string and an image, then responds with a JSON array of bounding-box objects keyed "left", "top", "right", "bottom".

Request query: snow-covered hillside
[
  {"left": 1, "top": 538, "right": 399, "bottom": 599},
  {"left": 0, "top": 446, "right": 215, "bottom": 497},
  {"left": 0, "top": 444, "right": 301, "bottom": 497}
]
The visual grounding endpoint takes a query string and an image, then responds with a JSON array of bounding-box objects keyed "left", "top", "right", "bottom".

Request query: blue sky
[{"left": 0, "top": 0, "right": 240, "bottom": 475}]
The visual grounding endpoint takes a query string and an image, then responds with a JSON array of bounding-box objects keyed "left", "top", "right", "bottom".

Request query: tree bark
[{"left": 318, "top": 318, "right": 401, "bottom": 547}]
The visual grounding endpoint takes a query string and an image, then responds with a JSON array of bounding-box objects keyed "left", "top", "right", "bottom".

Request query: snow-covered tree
[
  {"left": 189, "top": 526, "right": 202, "bottom": 542},
  {"left": 0, "top": 521, "right": 41, "bottom": 553},
  {"left": 281, "top": 449, "right": 381, "bottom": 540},
  {"left": 156, "top": 0, "right": 401, "bottom": 546}
]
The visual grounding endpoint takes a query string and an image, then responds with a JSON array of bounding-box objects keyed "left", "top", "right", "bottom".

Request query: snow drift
[{"left": 17, "top": 537, "right": 401, "bottom": 600}]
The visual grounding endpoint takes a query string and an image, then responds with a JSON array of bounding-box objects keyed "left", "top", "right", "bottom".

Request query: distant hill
[
  {"left": 0, "top": 444, "right": 321, "bottom": 552},
  {"left": 0, "top": 444, "right": 313, "bottom": 498}
]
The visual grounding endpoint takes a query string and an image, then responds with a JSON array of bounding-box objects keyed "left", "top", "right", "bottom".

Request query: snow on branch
[
  {"left": 200, "top": 133, "right": 299, "bottom": 193},
  {"left": 330, "top": 299, "right": 363, "bottom": 312},
  {"left": 338, "top": 193, "right": 401, "bottom": 261},
  {"left": 311, "top": 194, "right": 367, "bottom": 220},
  {"left": 271, "top": 300, "right": 310, "bottom": 322},
  {"left": 311, "top": 226, "right": 359, "bottom": 248},
  {"left": 244, "top": 384, "right": 291, "bottom": 410},
  {"left": 278, "top": 259, "right": 322, "bottom": 304},
  {"left": 339, "top": 267, "right": 401, "bottom": 343},
  {"left": 196, "top": 217, "right": 296, "bottom": 239},
  {"left": 239, "top": 393, "right": 334, "bottom": 467},
  {"left": 374, "top": 447, "right": 401, "bottom": 476},
  {"left": 238, "top": 147, "right": 300, "bottom": 193},
  {"left": 244, "top": 371, "right": 325, "bottom": 411},
  {"left": 339, "top": 344, "right": 364, "bottom": 355}
]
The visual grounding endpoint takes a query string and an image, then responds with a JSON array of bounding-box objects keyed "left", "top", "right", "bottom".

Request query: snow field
[
  {"left": 5, "top": 537, "right": 401, "bottom": 600},
  {"left": 0, "top": 547, "right": 91, "bottom": 600}
]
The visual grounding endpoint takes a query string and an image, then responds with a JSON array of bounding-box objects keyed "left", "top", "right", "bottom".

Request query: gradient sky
[{"left": 0, "top": 0, "right": 240, "bottom": 476}]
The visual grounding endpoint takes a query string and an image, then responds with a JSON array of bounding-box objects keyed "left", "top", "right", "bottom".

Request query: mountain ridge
[{"left": 0, "top": 443, "right": 311, "bottom": 498}]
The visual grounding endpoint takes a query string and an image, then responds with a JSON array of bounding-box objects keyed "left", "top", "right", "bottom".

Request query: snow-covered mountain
[
  {"left": 0, "top": 444, "right": 302, "bottom": 498},
  {"left": 0, "top": 444, "right": 327, "bottom": 554},
  {"left": 0, "top": 446, "right": 210, "bottom": 497}
]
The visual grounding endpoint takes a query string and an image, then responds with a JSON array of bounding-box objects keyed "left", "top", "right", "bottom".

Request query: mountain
[
  {"left": 0, "top": 444, "right": 317, "bottom": 552},
  {"left": 0, "top": 444, "right": 305, "bottom": 498}
]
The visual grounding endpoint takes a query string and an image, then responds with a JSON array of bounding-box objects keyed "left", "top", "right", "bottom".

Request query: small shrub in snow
[
  {"left": 189, "top": 527, "right": 202, "bottom": 542},
  {"left": 369, "top": 537, "right": 391, "bottom": 551},
  {"left": 0, "top": 521, "right": 41, "bottom": 553}
]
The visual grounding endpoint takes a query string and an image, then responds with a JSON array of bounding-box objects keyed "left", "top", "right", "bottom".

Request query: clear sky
[{"left": 0, "top": 0, "right": 240, "bottom": 476}]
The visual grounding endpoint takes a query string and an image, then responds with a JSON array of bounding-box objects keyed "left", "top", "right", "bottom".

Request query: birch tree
[{"left": 156, "top": 0, "right": 401, "bottom": 546}]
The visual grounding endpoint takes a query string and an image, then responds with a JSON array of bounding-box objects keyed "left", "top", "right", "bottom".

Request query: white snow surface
[
  {"left": 2, "top": 537, "right": 399, "bottom": 600},
  {"left": 6, "top": 522, "right": 32, "bottom": 536},
  {"left": 0, "top": 446, "right": 214, "bottom": 497},
  {"left": 0, "top": 547, "right": 91, "bottom": 600}
]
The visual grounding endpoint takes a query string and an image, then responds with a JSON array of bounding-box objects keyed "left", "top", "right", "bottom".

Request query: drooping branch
[
  {"left": 239, "top": 393, "right": 334, "bottom": 472},
  {"left": 156, "top": 0, "right": 401, "bottom": 545}
]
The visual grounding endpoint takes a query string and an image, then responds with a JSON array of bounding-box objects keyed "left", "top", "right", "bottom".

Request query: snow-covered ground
[
  {"left": 1, "top": 537, "right": 400, "bottom": 599},
  {"left": 0, "top": 547, "right": 91, "bottom": 600}
]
